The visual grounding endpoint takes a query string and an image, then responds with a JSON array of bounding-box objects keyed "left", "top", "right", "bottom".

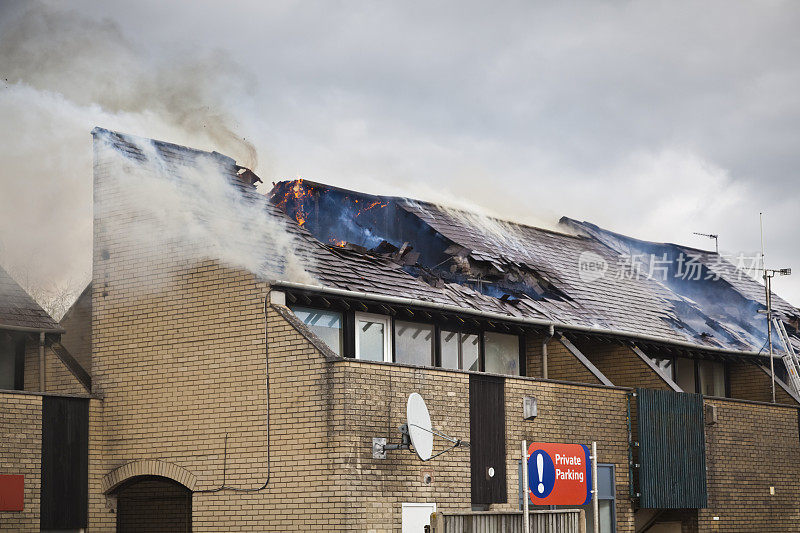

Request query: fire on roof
[{"left": 269, "top": 179, "right": 800, "bottom": 357}]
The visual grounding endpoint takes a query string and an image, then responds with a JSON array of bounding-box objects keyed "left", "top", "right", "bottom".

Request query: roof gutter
[
  {"left": 269, "top": 280, "right": 772, "bottom": 360},
  {"left": 0, "top": 324, "right": 65, "bottom": 334}
]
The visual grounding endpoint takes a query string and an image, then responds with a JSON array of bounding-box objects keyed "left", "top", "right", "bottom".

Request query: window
[
  {"left": 484, "top": 331, "right": 520, "bottom": 375},
  {"left": 355, "top": 312, "right": 391, "bottom": 362},
  {"left": 395, "top": 321, "right": 434, "bottom": 366},
  {"left": 675, "top": 357, "right": 696, "bottom": 393},
  {"left": 0, "top": 332, "right": 23, "bottom": 391},
  {"left": 698, "top": 360, "right": 726, "bottom": 397},
  {"left": 531, "top": 463, "right": 616, "bottom": 533},
  {"left": 585, "top": 464, "right": 616, "bottom": 533},
  {"left": 290, "top": 307, "right": 343, "bottom": 355},
  {"left": 674, "top": 357, "right": 728, "bottom": 397},
  {"left": 440, "top": 330, "right": 480, "bottom": 371},
  {"left": 652, "top": 357, "right": 673, "bottom": 379}
]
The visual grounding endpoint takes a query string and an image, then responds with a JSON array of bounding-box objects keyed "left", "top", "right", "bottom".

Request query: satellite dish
[
  {"left": 372, "top": 392, "right": 468, "bottom": 460},
  {"left": 407, "top": 393, "right": 434, "bottom": 461}
]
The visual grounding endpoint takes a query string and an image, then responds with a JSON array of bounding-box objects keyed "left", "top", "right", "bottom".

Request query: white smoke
[
  {"left": 0, "top": 1, "right": 265, "bottom": 313},
  {"left": 94, "top": 133, "right": 315, "bottom": 290}
]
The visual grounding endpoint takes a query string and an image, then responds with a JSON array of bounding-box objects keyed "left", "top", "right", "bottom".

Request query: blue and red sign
[{"left": 527, "top": 442, "right": 592, "bottom": 506}]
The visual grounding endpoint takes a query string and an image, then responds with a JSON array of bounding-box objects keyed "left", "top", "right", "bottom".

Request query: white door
[{"left": 401, "top": 502, "right": 436, "bottom": 533}]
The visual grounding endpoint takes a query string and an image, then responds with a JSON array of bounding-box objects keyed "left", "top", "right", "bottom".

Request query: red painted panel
[
  {"left": 527, "top": 442, "right": 592, "bottom": 506},
  {"left": 0, "top": 475, "right": 24, "bottom": 511}
]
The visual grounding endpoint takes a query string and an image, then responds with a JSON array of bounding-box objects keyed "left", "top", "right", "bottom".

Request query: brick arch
[{"left": 102, "top": 459, "right": 198, "bottom": 493}]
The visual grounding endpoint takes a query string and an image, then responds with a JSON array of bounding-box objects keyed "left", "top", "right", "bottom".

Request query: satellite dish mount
[{"left": 372, "top": 393, "right": 469, "bottom": 460}]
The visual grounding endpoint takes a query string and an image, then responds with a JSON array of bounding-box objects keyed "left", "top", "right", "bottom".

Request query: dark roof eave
[
  {"left": 0, "top": 323, "right": 65, "bottom": 334},
  {"left": 268, "top": 279, "right": 772, "bottom": 360}
]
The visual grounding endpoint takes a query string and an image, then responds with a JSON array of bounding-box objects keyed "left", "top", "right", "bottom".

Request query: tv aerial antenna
[
  {"left": 692, "top": 232, "right": 719, "bottom": 254},
  {"left": 372, "top": 393, "right": 469, "bottom": 460}
]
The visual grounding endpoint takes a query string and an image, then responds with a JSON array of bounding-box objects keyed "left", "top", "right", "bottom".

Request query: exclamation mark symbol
[{"left": 537, "top": 453, "right": 544, "bottom": 494}]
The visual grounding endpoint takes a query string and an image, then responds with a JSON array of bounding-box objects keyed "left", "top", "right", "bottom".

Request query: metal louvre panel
[
  {"left": 636, "top": 388, "right": 708, "bottom": 508},
  {"left": 440, "top": 510, "right": 582, "bottom": 532}
]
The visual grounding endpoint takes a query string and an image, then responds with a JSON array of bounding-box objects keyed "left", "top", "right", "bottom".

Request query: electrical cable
[{"left": 194, "top": 296, "right": 272, "bottom": 494}]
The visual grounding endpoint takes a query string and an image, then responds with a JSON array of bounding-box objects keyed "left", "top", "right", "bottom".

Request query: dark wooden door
[
  {"left": 469, "top": 374, "right": 507, "bottom": 505},
  {"left": 41, "top": 396, "right": 89, "bottom": 530}
]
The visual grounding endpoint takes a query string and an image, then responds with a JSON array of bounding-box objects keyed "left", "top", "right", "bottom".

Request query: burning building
[{"left": 1, "top": 129, "right": 800, "bottom": 531}]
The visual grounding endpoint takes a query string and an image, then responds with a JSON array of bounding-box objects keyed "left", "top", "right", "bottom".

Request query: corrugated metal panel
[{"left": 636, "top": 388, "right": 707, "bottom": 509}]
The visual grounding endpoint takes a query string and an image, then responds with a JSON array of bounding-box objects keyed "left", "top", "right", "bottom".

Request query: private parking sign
[{"left": 527, "top": 442, "right": 592, "bottom": 505}]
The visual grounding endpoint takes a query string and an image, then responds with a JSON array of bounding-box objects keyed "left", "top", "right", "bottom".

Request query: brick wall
[
  {"left": 701, "top": 398, "right": 800, "bottom": 531},
  {"left": 728, "top": 362, "right": 798, "bottom": 405},
  {"left": 22, "top": 338, "right": 86, "bottom": 394},
  {"left": 575, "top": 339, "right": 671, "bottom": 390},
  {"left": 0, "top": 392, "right": 41, "bottom": 532},
  {"left": 329, "top": 359, "right": 636, "bottom": 532},
  {"left": 526, "top": 333, "right": 604, "bottom": 384}
]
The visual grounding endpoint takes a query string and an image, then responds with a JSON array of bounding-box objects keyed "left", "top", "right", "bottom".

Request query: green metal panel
[{"left": 636, "top": 388, "right": 708, "bottom": 509}]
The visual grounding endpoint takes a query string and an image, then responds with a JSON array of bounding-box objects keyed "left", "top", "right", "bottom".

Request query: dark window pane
[
  {"left": 0, "top": 333, "right": 16, "bottom": 390},
  {"left": 675, "top": 357, "right": 696, "bottom": 393},
  {"left": 395, "top": 321, "right": 434, "bottom": 366},
  {"left": 698, "top": 360, "right": 726, "bottom": 397},
  {"left": 291, "top": 307, "right": 343, "bottom": 355},
  {"left": 484, "top": 332, "right": 520, "bottom": 375}
]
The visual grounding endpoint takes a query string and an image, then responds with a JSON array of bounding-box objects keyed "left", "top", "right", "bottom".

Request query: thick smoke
[
  {"left": 95, "top": 134, "right": 314, "bottom": 288},
  {"left": 0, "top": 1, "right": 262, "bottom": 317}
]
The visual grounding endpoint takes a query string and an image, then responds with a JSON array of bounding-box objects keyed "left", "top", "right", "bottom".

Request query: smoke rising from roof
[
  {"left": 94, "top": 132, "right": 314, "bottom": 289},
  {"left": 0, "top": 1, "right": 260, "bottom": 312}
]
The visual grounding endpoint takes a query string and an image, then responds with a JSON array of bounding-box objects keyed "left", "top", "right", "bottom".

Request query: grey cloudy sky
[{"left": 1, "top": 0, "right": 799, "bottom": 306}]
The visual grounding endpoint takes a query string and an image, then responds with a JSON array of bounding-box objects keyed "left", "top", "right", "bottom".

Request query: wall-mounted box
[{"left": 0, "top": 475, "right": 24, "bottom": 511}]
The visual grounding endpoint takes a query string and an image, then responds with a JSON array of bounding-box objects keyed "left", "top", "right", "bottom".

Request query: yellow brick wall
[
  {"left": 701, "top": 398, "right": 800, "bottom": 531},
  {"left": 331, "top": 359, "right": 636, "bottom": 532},
  {"left": 0, "top": 392, "right": 41, "bottom": 532},
  {"left": 728, "top": 362, "right": 798, "bottom": 405},
  {"left": 526, "top": 332, "right": 604, "bottom": 383},
  {"left": 23, "top": 338, "right": 87, "bottom": 394},
  {"left": 575, "top": 339, "right": 670, "bottom": 390}
]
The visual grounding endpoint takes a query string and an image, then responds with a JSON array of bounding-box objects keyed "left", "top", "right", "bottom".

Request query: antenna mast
[
  {"left": 761, "top": 213, "right": 776, "bottom": 403},
  {"left": 758, "top": 213, "right": 792, "bottom": 402}
]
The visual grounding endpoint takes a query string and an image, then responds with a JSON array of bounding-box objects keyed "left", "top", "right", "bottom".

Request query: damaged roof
[
  {"left": 270, "top": 179, "right": 800, "bottom": 356},
  {"left": 0, "top": 265, "right": 61, "bottom": 332},
  {"left": 95, "top": 128, "right": 798, "bottom": 357}
]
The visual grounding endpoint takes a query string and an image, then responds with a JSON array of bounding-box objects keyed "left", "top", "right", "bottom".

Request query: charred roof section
[
  {"left": 271, "top": 179, "right": 799, "bottom": 356},
  {"left": 270, "top": 180, "right": 572, "bottom": 305}
]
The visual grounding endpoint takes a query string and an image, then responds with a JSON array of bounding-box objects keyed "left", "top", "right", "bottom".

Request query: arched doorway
[{"left": 113, "top": 475, "right": 192, "bottom": 533}]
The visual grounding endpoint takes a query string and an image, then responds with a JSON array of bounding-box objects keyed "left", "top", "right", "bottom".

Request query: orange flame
[
  {"left": 329, "top": 238, "right": 347, "bottom": 247},
  {"left": 355, "top": 200, "right": 387, "bottom": 217},
  {"left": 274, "top": 179, "right": 313, "bottom": 227}
]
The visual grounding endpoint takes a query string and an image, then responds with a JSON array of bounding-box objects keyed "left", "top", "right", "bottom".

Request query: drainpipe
[
  {"left": 542, "top": 324, "right": 554, "bottom": 379},
  {"left": 39, "top": 332, "right": 46, "bottom": 392}
]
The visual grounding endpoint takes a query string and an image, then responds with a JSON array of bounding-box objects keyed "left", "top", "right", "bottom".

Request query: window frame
[
  {"left": 354, "top": 312, "right": 393, "bottom": 363},
  {"left": 439, "top": 328, "right": 481, "bottom": 371},
  {"left": 670, "top": 356, "right": 730, "bottom": 397}
]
